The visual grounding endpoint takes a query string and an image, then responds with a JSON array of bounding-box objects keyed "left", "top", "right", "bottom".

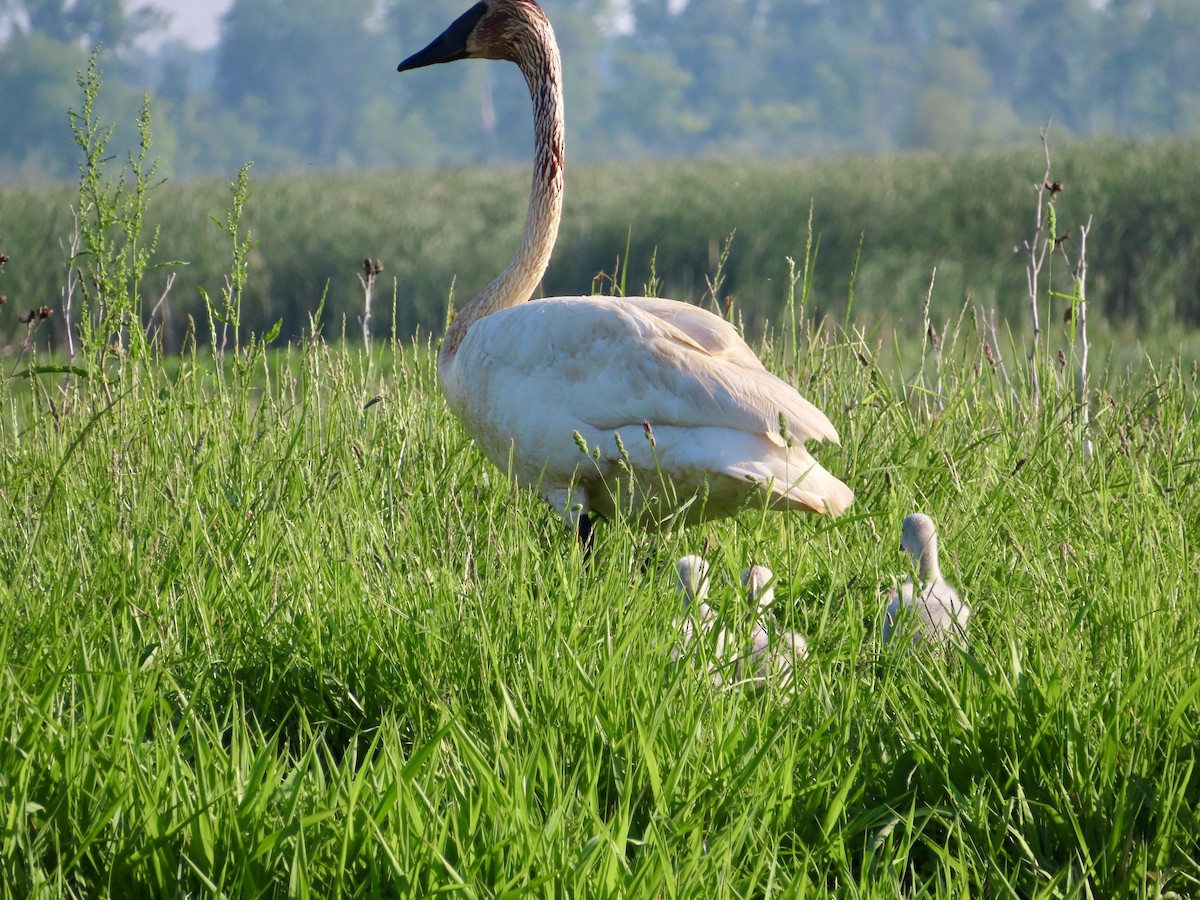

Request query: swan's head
[
  {"left": 397, "top": 0, "right": 551, "bottom": 71},
  {"left": 675, "top": 555, "right": 710, "bottom": 606},
  {"left": 900, "top": 513, "right": 938, "bottom": 565},
  {"left": 741, "top": 565, "right": 776, "bottom": 610}
]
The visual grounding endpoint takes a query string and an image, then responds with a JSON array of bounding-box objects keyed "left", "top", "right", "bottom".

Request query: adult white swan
[{"left": 399, "top": 0, "right": 853, "bottom": 547}]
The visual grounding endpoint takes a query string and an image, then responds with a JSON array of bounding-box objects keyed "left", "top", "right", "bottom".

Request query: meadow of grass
[{"left": 1, "top": 282, "right": 1199, "bottom": 895}]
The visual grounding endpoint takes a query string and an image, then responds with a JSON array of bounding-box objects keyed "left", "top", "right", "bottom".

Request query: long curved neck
[
  {"left": 442, "top": 20, "right": 565, "bottom": 361},
  {"left": 915, "top": 537, "right": 940, "bottom": 583}
]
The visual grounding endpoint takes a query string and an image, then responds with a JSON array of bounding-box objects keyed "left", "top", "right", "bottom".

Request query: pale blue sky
[
  {"left": 152, "top": 0, "right": 233, "bottom": 48},
  {"left": 145, "top": 0, "right": 638, "bottom": 49}
]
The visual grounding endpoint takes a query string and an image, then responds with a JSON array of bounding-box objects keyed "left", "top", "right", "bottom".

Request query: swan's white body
[
  {"left": 442, "top": 295, "right": 852, "bottom": 526},
  {"left": 401, "top": 0, "right": 852, "bottom": 534},
  {"left": 883, "top": 514, "right": 970, "bottom": 649}
]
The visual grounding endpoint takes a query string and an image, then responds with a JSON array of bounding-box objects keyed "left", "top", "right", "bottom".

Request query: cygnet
[
  {"left": 672, "top": 555, "right": 716, "bottom": 660},
  {"left": 883, "top": 514, "right": 969, "bottom": 649}
]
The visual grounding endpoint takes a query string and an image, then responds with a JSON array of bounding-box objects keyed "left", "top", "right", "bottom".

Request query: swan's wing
[
  {"left": 620, "top": 296, "right": 840, "bottom": 444},
  {"left": 671, "top": 602, "right": 716, "bottom": 660},
  {"left": 744, "top": 623, "right": 774, "bottom": 679},
  {"left": 780, "top": 631, "right": 808, "bottom": 662},
  {"left": 882, "top": 587, "right": 902, "bottom": 643},
  {"left": 922, "top": 580, "right": 969, "bottom": 631},
  {"left": 459, "top": 297, "right": 839, "bottom": 445},
  {"left": 619, "top": 296, "right": 768, "bottom": 370},
  {"left": 883, "top": 580, "right": 918, "bottom": 644}
]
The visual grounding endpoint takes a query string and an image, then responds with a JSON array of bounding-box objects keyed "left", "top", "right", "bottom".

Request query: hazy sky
[
  {"left": 152, "top": 0, "right": 233, "bottom": 48},
  {"left": 145, "top": 0, "right": 638, "bottom": 48}
]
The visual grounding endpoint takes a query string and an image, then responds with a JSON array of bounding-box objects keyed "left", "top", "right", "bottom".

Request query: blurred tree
[
  {"left": 759, "top": 2, "right": 880, "bottom": 151},
  {"left": 1096, "top": 0, "right": 1169, "bottom": 133},
  {"left": 602, "top": 42, "right": 698, "bottom": 157},
  {"left": 0, "top": 0, "right": 165, "bottom": 51},
  {"left": 1097, "top": 0, "right": 1200, "bottom": 134},
  {"left": 0, "top": 34, "right": 90, "bottom": 179},
  {"left": 0, "top": 0, "right": 170, "bottom": 177},
  {"left": 385, "top": 0, "right": 502, "bottom": 165},
  {"left": 901, "top": 44, "right": 1021, "bottom": 151},
  {"left": 5, "top": 0, "right": 1200, "bottom": 183},
  {"left": 980, "top": 0, "right": 1100, "bottom": 135},
  {"left": 609, "top": 0, "right": 774, "bottom": 156},
  {"left": 383, "top": 0, "right": 615, "bottom": 165},
  {"left": 543, "top": 0, "right": 616, "bottom": 161},
  {"left": 215, "top": 0, "right": 390, "bottom": 169},
  {"left": 0, "top": 31, "right": 170, "bottom": 181}
]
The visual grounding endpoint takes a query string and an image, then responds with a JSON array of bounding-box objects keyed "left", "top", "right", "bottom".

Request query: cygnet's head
[
  {"left": 900, "top": 513, "right": 938, "bottom": 562},
  {"left": 741, "top": 565, "right": 775, "bottom": 610},
  {"left": 780, "top": 631, "right": 809, "bottom": 662},
  {"left": 675, "top": 555, "right": 710, "bottom": 606}
]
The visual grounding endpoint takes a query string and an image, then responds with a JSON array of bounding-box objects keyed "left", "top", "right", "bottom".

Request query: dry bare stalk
[
  {"left": 1076, "top": 217, "right": 1094, "bottom": 458},
  {"left": 1023, "top": 123, "right": 1055, "bottom": 409},
  {"left": 920, "top": 268, "right": 943, "bottom": 410},
  {"left": 988, "top": 307, "right": 1011, "bottom": 388},
  {"left": 358, "top": 272, "right": 373, "bottom": 349},
  {"left": 61, "top": 206, "right": 83, "bottom": 361},
  {"left": 146, "top": 272, "right": 176, "bottom": 343},
  {"left": 357, "top": 258, "right": 383, "bottom": 350}
]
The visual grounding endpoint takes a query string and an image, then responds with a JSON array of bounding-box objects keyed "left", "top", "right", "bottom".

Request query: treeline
[
  {"left": 4, "top": 137, "right": 1200, "bottom": 351},
  {"left": 2, "top": 0, "right": 1200, "bottom": 181}
]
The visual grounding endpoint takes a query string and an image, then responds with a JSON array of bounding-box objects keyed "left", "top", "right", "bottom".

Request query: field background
[
  {"left": 2, "top": 132, "right": 1200, "bottom": 895},
  {"left": 5, "top": 136, "right": 1200, "bottom": 355}
]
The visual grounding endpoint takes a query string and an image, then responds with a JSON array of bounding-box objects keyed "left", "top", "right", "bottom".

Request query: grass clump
[{"left": 8, "top": 138, "right": 1200, "bottom": 353}]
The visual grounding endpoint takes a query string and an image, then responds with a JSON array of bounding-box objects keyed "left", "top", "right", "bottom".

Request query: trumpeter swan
[
  {"left": 398, "top": 0, "right": 853, "bottom": 547},
  {"left": 675, "top": 554, "right": 712, "bottom": 606},
  {"left": 883, "top": 513, "right": 970, "bottom": 649},
  {"left": 728, "top": 565, "right": 776, "bottom": 683},
  {"left": 771, "top": 630, "right": 810, "bottom": 698},
  {"left": 741, "top": 564, "right": 776, "bottom": 611}
]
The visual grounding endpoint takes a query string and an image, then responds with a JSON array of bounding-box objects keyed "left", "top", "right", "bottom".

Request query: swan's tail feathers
[
  {"left": 777, "top": 463, "right": 854, "bottom": 517},
  {"left": 725, "top": 451, "right": 854, "bottom": 517}
]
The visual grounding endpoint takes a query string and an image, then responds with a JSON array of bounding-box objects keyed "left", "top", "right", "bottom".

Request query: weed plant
[{"left": 1, "top": 67, "right": 1199, "bottom": 899}]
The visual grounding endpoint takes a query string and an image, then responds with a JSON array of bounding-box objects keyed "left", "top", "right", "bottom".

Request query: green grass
[{"left": 1, "top": 302, "right": 1198, "bottom": 894}]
